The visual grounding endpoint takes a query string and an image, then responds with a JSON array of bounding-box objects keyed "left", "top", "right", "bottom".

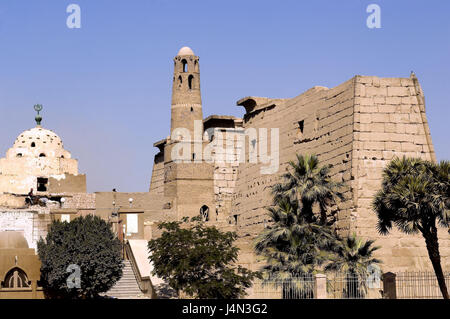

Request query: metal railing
[
  {"left": 124, "top": 240, "right": 155, "bottom": 298},
  {"left": 395, "top": 271, "right": 450, "bottom": 299},
  {"left": 253, "top": 275, "right": 316, "bottom": 299},
  {"left": 327, "top": 273, "right": 372, "bottom": 299}
]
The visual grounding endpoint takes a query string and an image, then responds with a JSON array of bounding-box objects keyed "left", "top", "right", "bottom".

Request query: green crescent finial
[{"left": 34, "top": 104, "right": 43, "bottom": 126}]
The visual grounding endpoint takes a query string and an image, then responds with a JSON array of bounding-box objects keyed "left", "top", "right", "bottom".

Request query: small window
[
  {"left": 298, "top": 120, "right": 304, "bottom": 134},
  {"left": 39, "top": 153, "right": 46, "bottom": 157},
  {"left": 16, "top": 153, "right": 23, "bottom": 157},
  {"left": 37, "top": 178, "right": 48, "bottom": 192},
  {"left": 190, "top": 107, "right": 194, "bottom": 112},
  {"left": 182, "top": 59, "right": 188, "bottom": 72},
  {"left": 61, "top": 155, "right": 65, "bottom": 158},
  {"left": 200, "top": 205, "right": 210, "bottom": 222},
  {"left": 188, "top": 75, "right": 194, "bottom": 90},
  {"left": 297, "top": 120, "right": 305, "bottom": 140},
  {"left": 31, "top": 142, "right": 36, "bottom": 147}
]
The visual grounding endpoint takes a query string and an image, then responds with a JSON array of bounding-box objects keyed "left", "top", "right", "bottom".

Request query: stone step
[{"left": 102, "top": 260, "right": 144, "bottom": 299}]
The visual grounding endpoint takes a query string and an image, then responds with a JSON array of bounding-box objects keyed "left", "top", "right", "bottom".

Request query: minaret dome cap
[{"left": 177, "top": 46, "right": 195, "bottom": 56}]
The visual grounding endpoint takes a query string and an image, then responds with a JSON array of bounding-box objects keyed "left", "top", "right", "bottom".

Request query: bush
[{"left": 37, "top": 215, "right": 124, "bottom": 298}]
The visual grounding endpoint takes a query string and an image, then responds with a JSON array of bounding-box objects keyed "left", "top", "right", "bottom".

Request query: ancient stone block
[{"left": 387, "top": 86, "right": 409, "bottom": 97}]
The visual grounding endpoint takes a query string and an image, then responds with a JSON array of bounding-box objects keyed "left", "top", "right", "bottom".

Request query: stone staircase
[{"left": 104, "top": 260, "right": 147, "bottom": 299}]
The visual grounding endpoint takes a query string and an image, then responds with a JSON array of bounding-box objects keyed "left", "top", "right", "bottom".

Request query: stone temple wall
[
  {"left": 233, "top": 78, "right": 356, "bottom": 240},
  {"left": 350, "top": 76, "right": 448, "bottom": 271},
  {"left": 230, "top": 75, "right": 448, "bottom": 273}
]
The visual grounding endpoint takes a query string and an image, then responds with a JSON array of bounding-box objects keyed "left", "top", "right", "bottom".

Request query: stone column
[{"left": 314, "top": 273, "right": 327, "bottom": 299}]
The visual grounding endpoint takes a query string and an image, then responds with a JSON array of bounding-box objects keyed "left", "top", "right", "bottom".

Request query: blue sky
[{"left": 0, "top": 0, "right": 448, "bottom": 192}]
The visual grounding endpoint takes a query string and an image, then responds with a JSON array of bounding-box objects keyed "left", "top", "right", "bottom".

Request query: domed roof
[
  {"left": 6, "top": 126, "right": 71, "bottom": 159},
  {"left": 14, "top": 127, "right": 63, "bottom": 148},
  {"left": 0, "top": 232, "right": 29, "bottom": 249},
  {"left": 177, "top": 46, "right": 195, "bottom": 56}
]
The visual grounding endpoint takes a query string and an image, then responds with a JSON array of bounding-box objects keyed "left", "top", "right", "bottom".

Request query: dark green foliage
[
  {"left": 255, "top": 198, "right": 338, "bottom": 280},
  {"left": 325, "top": 233, "right": 381, "bottom": 298},
  {"left": 272, "top": 154, "right": 344, "bottom": 225},
  {"left": 255, "top": 154, "right": 343, "bottom": 283},
  {"left": 148, "top": 217, "right": 261, "bottom": 299},
  {"left": 37, "top": 215, "right": 123, "bottom": 299},
  {"left": 372, "top": 156, "right": 449, "bottom": 299},
  {"left": 326, "top": 233, "right": 381, "bottom": 275},
  {"left": 255, "top": 154, "right": 382, "bottom": 299}
]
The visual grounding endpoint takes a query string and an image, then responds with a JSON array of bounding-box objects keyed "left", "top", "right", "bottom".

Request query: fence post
[
  {"left": 382, "top": 272, "right": 397, "bottom": 299},
  {"left": 314, "top": 273, "right": 327, "bottom": 299}
]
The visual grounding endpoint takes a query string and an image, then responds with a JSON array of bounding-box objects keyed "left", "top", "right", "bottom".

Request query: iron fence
[
  {"left": 253, "top": 275, "right": 316, "bottom": 299},
  {"left": 327, "top": 273, "right": 373, "bottom": 299},
  {"left": 395, "top": 271, "right": 450, "bottom": 299}
]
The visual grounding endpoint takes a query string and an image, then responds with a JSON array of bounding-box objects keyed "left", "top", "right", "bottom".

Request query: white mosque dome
[
  {"left": 7, "top": 126, "right": 71, "bottom": 159},
  {"left": 177, "top": 46, "right": 195, "bottom": 56}
]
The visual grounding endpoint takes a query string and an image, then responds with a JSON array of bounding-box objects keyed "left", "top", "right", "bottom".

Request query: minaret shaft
[{"left": 170, "top": 50, "right": 203, "bottom": 137}]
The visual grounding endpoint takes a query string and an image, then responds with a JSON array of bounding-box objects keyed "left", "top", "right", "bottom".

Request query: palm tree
[
  {"left": 372, "top": 157, "right": 449, "bottom": 299},
  {"left": 255, "top": 198, "right": 337, "bottom": 279},
  {"left": 325, "top": 234, "right": 381, "bottom": 298},
  {"left": 254, "top": 198, "right": 338, "bottom": 298},
  {"left": 272, "top": 154, "right": 344, "bottom": 225},
  {"left": 255, "top": 154, "right": 345, "bottom": 298}
]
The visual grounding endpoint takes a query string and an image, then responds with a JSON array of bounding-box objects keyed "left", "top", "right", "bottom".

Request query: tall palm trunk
[{"left": 423, "top": 227, "right": 449, "bottom": 299}]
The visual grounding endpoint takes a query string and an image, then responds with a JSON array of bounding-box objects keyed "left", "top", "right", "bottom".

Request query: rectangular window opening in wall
[
  {"left": 298, "top": 120, "right": 304, "bottom": 134},
  {"left": 233, "top": 214, "right": 238, "bottom": 225},
  {"left": 37, "top": 178, "right": 48, "bottom": 192}
]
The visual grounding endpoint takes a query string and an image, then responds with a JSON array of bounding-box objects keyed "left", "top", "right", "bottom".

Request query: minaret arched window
[
  {"left": 3, "top": 268, "right": 31, "bottom": 288},
  {"left": 31, "top": 142, "right": 36, "bottom": 148},
  {"left": 182, "top": 59, "right": 188, "bottom": 72},
  {"left": 188, "top": 75, "right": 194, "bottom": 90}
]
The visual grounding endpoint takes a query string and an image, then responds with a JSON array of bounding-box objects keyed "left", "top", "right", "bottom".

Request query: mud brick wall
[{"left": 149, "top": 151, "right": 165, "bottom": 195}]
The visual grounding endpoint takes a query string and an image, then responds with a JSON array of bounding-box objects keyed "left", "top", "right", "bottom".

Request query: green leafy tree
[
  {"left": 325, "top": 234, "right": 381, "bottom": 298},
  {"left": 37, "top": 215, "right": 123, "bottom": 299},
  {"left": 272, "top": 154, "right": 344, "bottom": 225},
  {"left": 148, "top": 217, "right": 261, "bottom": 299},
  {"left": 373, "top": 157, "right": 449, "bottom": 299}
]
